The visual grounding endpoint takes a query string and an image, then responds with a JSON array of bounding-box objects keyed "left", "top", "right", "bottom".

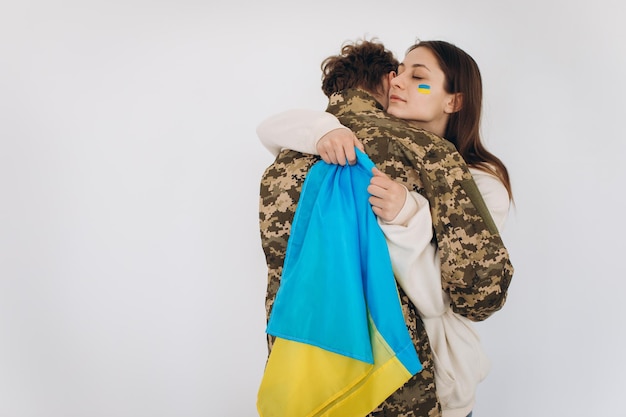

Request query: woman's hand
[
  {"left": 368, "top": 168, "right": 407, "bottom": 222},
  {"left": 316, "top": 128, "right": 364, "bottom": 165}
]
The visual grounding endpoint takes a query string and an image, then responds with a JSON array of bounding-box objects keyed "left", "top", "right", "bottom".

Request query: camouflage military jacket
[{"left": 260, "top": 150, "right": 441, "bottom": 417}]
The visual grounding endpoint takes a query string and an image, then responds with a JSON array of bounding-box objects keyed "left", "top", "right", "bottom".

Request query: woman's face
[{"left": 387, "top": 46, "right": 456, "bottom": 136}]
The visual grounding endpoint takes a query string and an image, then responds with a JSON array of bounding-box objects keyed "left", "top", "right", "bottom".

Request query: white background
[{"left": 1, "top": 1, "right": 625, "bottom": 416}]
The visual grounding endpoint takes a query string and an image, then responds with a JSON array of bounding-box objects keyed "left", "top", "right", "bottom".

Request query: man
[{"left": 258, "top": 39, "right": 512, "bottom": 417}]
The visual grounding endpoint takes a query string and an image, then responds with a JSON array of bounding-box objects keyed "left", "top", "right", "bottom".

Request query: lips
[{"left": 389, "top": 94, "right": 405, "bottom": 102}]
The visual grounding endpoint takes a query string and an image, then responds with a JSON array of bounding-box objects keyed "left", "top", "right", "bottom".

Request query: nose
[{"left": 390, "top": 72, "right": 404, "bottom": 89}]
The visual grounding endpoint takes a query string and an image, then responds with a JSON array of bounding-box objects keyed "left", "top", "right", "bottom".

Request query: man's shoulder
[
  {"left": 341, "top": 113, "right": 455, "bottom": 148},
  {"left": 262, "top": 150, "right": 318, "bottom": 178},
  {"left": 326, "top": 89, "right": 456, "bottom": 151}
]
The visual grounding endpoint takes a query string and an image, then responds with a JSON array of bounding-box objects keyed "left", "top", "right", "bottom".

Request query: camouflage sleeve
[
  {"left": 355, "top": 126, "right": 512, "bottom": 321},
  {"left": 401, "top": 137, "right": 513, "bottom": 321},
  {"left": 332, "top": 97, "right": 513, "bottom": 322}
]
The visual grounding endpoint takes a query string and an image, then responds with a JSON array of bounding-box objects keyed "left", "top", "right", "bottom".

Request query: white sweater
[
  {"left": 381, "top": 171, "right": 508, "bottom": 417},
  {"left": 257, "top": 110, "right": 510, "bottom": 417}
]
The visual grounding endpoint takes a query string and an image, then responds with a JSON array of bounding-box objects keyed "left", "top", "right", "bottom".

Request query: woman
[{"left": 258, "top": 40, "right": 512, "bottom": 417}]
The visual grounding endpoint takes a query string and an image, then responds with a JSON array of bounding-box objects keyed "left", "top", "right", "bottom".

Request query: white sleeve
[
  {"left": 379, "top": 190, "right": 447, "bottom": 318},
  {"left": 256, "top": 109, "right": 349, "bottom": 157}
]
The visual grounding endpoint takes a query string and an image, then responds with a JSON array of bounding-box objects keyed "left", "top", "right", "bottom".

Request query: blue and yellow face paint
[{"left": 417, "top": 84, "right": 431, "bottom": 95}]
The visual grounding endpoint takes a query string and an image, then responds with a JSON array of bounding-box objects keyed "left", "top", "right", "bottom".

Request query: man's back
[
  {"left": 258, "top": 147, "right": 441, "bottom": 417},
  {"left": 258, "top": 150, "right": 317, "bottom": 326},
  {"left": 258, "top": 114, "right": 442, "bottom": 416}
]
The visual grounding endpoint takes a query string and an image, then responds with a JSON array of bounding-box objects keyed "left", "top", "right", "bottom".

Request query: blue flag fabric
[{"left": 259, "top": 150, "right": 421, "bottom": 416}]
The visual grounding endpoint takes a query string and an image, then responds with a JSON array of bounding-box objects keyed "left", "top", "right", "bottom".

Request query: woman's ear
[{"left": 444, "top": 92, "right": 463, "bottom": 114}]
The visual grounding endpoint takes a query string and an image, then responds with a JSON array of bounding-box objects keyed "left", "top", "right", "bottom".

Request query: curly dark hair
[{"left": 321, "top": 39, "right": 399, "bottom": 98}]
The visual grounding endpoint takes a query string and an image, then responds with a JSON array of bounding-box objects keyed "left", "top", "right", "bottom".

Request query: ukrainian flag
[{"left": 257, "top": 149, "right": 422, "bottom": 417}]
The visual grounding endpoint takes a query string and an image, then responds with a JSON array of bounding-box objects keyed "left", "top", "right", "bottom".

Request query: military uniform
[{"left": 258, "top": 88, "right": 513, "bottom": 417}]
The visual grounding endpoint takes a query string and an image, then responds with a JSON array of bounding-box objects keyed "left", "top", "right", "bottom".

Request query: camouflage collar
[{"left": 325, "top": 88, "right": 385, "bottom": 116}]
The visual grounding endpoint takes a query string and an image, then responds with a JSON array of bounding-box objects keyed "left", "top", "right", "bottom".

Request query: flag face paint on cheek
[{"left": 417, "top": 84, "right": 431, "bottom": 94}]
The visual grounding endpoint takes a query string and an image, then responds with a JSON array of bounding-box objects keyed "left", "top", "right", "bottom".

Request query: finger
[
  {"left": 344, "top": 145, "right": 357, "bottom": 165},
  {"left": 322, "top": 147, "right": 336, "bottom": 164},
  {"left": 367, "top": 184, "right": 387, "bottom": 199},
  {"left": 369, "top": 198, "right": 391, "bottom": 217},
  {"left": 371, "top": 167, "right": 388, "bottom": 180},
  {"left": 369, "top": 196, "right": 383, "bottom": 208},
  {"left": 332, "top": 149, "right": 346, "bottom": 166},
  {"left": 354, "top": 137, "right": 365, "bottom": 153},
  {"left": 369, "top": 176, "right": 391, "bottom": 191}
]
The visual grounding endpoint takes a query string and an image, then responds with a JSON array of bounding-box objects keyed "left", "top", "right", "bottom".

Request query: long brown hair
[{"left": 408, "top": 41, "right": 512, "bottom": 199}]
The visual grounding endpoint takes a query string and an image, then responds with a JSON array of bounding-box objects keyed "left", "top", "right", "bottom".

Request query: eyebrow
[{"left": 398, "top": 63, "right": 431, "bottom": 72}]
